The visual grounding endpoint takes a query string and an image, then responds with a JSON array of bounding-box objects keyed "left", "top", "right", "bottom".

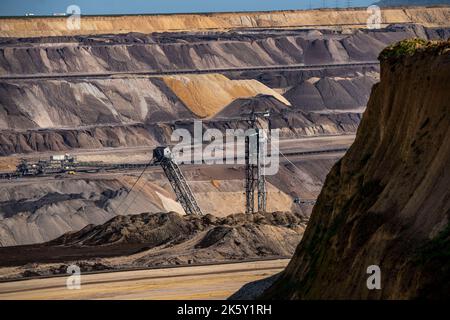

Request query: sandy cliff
[
  {"left": 1, "top": 7, "right": 450, "bottom": 37},
  {"left": 259, "top": 40, "right": 450, "bottom": 299}
]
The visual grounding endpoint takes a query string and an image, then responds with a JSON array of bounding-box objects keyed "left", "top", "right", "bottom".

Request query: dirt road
[{"left": 0, "top": 259, "right": 288, "bottom": 300}]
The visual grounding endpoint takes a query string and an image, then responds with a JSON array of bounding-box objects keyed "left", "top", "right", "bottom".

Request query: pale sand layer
[
  {"left": 1, "top": 7, "right": 450, "bottom": 37},
  {"left": 162, "top": 74, "right": 291, "bottom": 118},
  {"left": 0, "top": 259, "right": 288, "bottom": 300}
]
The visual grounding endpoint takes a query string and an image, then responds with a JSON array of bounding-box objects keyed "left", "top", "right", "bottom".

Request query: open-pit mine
[{"left": 0, "top": 5, "right": 449, "bottom": 300}]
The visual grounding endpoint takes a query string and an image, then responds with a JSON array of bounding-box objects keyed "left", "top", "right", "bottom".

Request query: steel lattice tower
[
  {"left": 257, "top": 129, "right": 267, "bottom": 213},
  {"left": 245, "top": 134, "right": 257, "bottom": 214},
  {"left": 244, "top": 111, "right": 269, "bottom": 214}
]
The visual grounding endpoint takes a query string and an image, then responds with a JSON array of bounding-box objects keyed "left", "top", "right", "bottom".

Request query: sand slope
[
  {"left": 163, "top": 74, "right": 290, "bottom": 117},
  {"left": 0, "top": 176, "right": 180, "bottom": 246}
]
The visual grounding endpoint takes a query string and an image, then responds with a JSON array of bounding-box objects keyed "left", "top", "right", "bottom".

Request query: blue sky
[{"left": 0, "top": 0, "right": 378, "bottom": 16}]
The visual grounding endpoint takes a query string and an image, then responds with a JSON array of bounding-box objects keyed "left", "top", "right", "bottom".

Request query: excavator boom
[{"left": 153, "top": 147, "right": 203, "bottom": 216}]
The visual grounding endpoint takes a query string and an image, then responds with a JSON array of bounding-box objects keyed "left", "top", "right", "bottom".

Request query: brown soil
[{"left": 0, "top": 211, "right": 307, "bottom": 278}]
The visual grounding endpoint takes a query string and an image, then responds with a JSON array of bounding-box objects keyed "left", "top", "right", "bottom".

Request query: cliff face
[
  {"left": 262, "top": 40, "right": 450, "bottom": 299},
  {"left": 1, "top": 7, "right": 450, "bottom": 37}
]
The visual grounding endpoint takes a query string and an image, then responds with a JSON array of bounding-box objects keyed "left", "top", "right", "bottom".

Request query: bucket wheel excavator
[{"left": 152, "top": 146, "right": 203, "bottom": 216}]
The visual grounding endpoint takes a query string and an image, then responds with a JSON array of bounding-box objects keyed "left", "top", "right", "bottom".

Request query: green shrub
[
  {"left": 379, "top": 39, "right": 450, "bottom": 62},
  {"left": 379, "top": 39, "right": 428, "bottom": 61}
]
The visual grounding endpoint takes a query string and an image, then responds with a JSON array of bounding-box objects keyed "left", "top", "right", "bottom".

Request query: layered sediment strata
[{"left": 0, "top": 7, "right": 449, "bottom": 37}]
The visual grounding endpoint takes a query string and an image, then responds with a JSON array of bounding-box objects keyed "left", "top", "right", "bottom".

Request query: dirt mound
[
  {"left": 49, "top": 212, "right": 195, "bottom": 246},
  {"left": 0, "top": 211, "right": 307, "bottom": 273},
  {"left": 50, "top": 211, "right": 306, "bottom": 247},
  {"left": 92, "top": 210, "right": 307, "bottom": 266},
  {"left": 284, "top": 72, "right": 379, "bottom": 112},
  {"left": 257, "top": 40, "right": 450, "bottom": 299}
]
